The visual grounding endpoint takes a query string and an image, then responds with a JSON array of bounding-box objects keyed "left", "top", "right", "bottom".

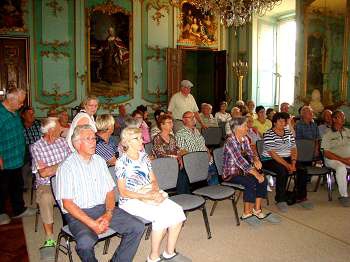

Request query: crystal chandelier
[{"left": 171, "top": 0, "right": 282, "bottom": 27}]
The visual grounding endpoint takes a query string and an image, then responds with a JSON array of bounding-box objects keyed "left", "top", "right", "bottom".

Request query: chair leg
[
  {"left": 55, "top": 232, "right": 63, "bottom": 262},
  {"left": 201, "top": 205, "right": 212, "bottom": 239},
  {"left": 103, "top": 239, "right": 111, "bottom": 255},
  {"left": 209, "top": 201, "right": 218, "bottom": 216},
  {"left": 230, "top": 197, "right": 240, "bottom": 226},
  {"left": 326, "top": 173, "right": 333, "bottom": 201},
  {"left": 235, "top": 191, "right": 242, "bottom": 204},
  {"left": 66, "top": 237, "right": 73, "bottom": 262},
  {"left": 313, "top": 176, "right": 321, "bottom": 192},
  {"left": 30, "top": 178, "right": 35, "bottom": 205},
  {"left": 144, "top": 225, "right": 152, "bottom": 240}
]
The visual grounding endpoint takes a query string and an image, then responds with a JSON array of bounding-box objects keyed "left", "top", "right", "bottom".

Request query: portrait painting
[
  {"left": 177, "top": 1, "right": 218, "bottom": 49},
  {"left": 0, "top": 0, "right": 26, "bottom": 33},
  {"left": 88, "top": 4, "right": 132, "bottom": 97}
]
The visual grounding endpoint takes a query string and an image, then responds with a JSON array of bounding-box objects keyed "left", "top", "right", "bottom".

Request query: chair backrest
[
  {"left": 108, "top": 166, "right": 120, "bottom": 202},
  {"left": 50, "top": 176, "right": 67, "bottom": 222},
  {"left": 183, "top": 151, "right": 209, "bottom": 183},
  {"left": 201, "top": 127, "right": 223, "bottom": 146},
  {"left": 213, "top": 147, "right": 224, "bottom": 177},
  {"left": 256, "top": 140, "right": 264, "bottom": 159},
  {"left": 151, "top": 157, "right": 179, "bottom": 190},
  {"left": 144, "top": 142, "right": 153, "bottom": 155},
  {"left": 296, "top": 139, "right": 315, "bottom": 162}
]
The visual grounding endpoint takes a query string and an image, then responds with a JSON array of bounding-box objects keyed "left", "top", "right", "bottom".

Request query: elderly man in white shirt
[
  {"left": 55, "top": 125, "right": 145, "bottom": 262},
  {"left": 168, "top": 80, "right": 207, "bottom": 133}
]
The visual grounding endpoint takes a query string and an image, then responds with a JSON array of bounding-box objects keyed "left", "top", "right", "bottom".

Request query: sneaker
[
  {"left": 339, "top": 197, "right": 350, "bottom": 207},
  {"left": 12, "top": 207, "right": 37, "bottom": 218},
  {"left": 0, "top": 213, "right": 11, "bottom": 225},
  {"left": 41, "top": 239, "right": 56, "bottom": 249},
  {"left": 253, "top": 209, "right": 282, "bottom": 224},
  {"left": 276, "top": 202, "right": 288, "bottom": 213},
  {"left": 161, "top": 252, "right": 192, "bottom": 262}
]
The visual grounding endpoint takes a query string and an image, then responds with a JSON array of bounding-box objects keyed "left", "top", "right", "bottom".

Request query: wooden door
[{"left": 166, "top": 48, "right": 183, "bottom": 102}]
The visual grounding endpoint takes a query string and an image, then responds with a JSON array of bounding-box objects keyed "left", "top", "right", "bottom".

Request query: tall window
[{"left": 255, "top": 17, "right": 296, "bottom": 107}]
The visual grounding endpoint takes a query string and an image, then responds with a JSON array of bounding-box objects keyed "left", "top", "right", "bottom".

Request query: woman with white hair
[
  {"left": 95, "top": 114, "right": 118, "bottom": 166},
  {"left": 116, "top": 127, "right": 189, "bottom": 262},
  {"left": 223, "top": 117, "right": 280, "bottom": 226},
  {"left": 67, "top": 95, "right": 99, "bottom": 151}
]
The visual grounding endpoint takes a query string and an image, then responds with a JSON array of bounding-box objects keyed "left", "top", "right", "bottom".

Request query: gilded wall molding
[
  {"left": 91, "top": 0, "right": 131, "bottom": 15},
  {"left": 40, "top": 50, "right": 70, "bottom": 61},
  {"left": 42, "top": 83, "right": 71, "bottom": 103},
  {"left": 46, "top": 0, "right": 64, "bottom": 17},
  {"left": 40, "top": 40, "right": 70, "bottom": 48},
  {"left": 146, "top": 45, "right": 165, "bottom": 62},
  {"left": 146, "top": 0, "right": 169, "bottom": 25}
]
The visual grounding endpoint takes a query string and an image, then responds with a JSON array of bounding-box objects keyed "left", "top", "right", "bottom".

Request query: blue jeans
[
  {"left": 65, "top": 205, "right": 145, "bottom": 262},
  {"left": 229, "top": 175, "right": 267, "bottom": 203}
]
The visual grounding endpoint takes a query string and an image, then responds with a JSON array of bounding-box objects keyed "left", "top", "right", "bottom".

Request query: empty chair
[
  {"left": 296, "top": 139, "right": 334, "bottom": 201},
  {"left": 152, "top": 157, "right": 212, "bottom": 239},
  {"left": 182, "top": 152, "right": 239, "bottom": 226},
  {"left": 201, "top": 127, "right": 223, "bottom": 147}
]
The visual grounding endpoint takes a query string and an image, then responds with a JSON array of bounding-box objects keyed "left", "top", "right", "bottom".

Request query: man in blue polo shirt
[{"left": 0, "top": 87, "right": 36, "bottom": 225}]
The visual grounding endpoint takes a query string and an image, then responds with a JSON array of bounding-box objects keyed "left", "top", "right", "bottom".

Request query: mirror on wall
[{"left": 303, "top": 0, "right": 349, "bottom": 106}]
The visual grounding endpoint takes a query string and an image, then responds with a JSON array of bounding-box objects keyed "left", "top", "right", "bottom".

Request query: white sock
[{"left": 162, "top": 251, "right": 176, "bottom": 259}]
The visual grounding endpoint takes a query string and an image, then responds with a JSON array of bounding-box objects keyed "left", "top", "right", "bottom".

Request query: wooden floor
[{"left": 0, "top": 218, "right": 29, "bottom": 262}]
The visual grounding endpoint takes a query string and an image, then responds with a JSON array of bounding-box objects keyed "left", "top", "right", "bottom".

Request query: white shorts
[{"left": 120, "top": 198, "right": 186, "bottom": 231}]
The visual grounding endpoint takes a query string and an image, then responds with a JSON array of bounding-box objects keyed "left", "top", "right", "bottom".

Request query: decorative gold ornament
[
  {"left": 46, "top": 0, "right": 63, "bottom": 17},
  {"left": 42, "top": 83, "right": 71, "bottom": 103},
  {"left": 91, "top": 0, "right": 130, "bottom": 15},
  {"left": 146, "top": 0, "right": 169, "bottom": 25}
]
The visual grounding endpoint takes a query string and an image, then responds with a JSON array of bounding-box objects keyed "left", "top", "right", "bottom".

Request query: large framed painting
[
  {"left": 177, "top": 0, "right": 218, "bottom": 49},
  {"left": 0, "top": 0, "right": 26, "bottom": 33},
  {"left": 87, "top": 2, "right": 132, "bottom": 98}
]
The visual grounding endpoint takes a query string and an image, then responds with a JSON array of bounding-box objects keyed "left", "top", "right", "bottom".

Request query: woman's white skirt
[{"left": 120, "top": 198, "right": 186, "bottom": 231}]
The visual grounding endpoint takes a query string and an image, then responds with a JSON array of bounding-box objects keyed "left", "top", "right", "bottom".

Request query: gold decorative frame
[
  {"left": 176, "top": 0, "right": 218, "bottom": 49},
  {"left": 0, "top": 0, "right": 27, "bottom": 34},
  {"left": 86, "top": 0, "right": 133, "bottom": 98}
]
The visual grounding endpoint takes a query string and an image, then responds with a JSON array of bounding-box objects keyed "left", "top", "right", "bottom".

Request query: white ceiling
[{"left": 264, "top": 0, "right": 296, "bottom": 17}]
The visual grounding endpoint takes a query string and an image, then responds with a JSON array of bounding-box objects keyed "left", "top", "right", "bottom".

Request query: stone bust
[{"left": 310, "top": 89, "right": 324, "bottom": 114}]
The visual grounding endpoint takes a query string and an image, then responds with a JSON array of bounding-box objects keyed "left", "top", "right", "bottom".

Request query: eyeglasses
[{"left": 80, "top": 137, "right": 97, "bottom": 142}]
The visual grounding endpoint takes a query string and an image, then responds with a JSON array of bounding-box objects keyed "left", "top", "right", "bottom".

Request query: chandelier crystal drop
[{"left": 171, "top": 0, "right": 282, "bottom": 27}]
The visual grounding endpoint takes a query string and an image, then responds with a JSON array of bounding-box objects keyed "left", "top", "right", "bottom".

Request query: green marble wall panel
[{"left": 33, "top": 0, "right": 76, "bottom": 107}]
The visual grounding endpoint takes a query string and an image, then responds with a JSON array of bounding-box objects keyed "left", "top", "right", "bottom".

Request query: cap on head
[{"left": 180, "top": 80, "right": 194, "bottom": 88}]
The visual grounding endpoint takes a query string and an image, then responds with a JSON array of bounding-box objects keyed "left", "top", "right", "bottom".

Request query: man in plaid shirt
[
  {"left": 0, "top": 88, "right": 36, "bottom": 225},
  {"left": 31, "top": 117, "right": 71, "bottom": 249}
]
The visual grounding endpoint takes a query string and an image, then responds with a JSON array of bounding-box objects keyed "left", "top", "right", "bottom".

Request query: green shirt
[{"left": 0, "top": 103, "right": 25, "bottom": 169}]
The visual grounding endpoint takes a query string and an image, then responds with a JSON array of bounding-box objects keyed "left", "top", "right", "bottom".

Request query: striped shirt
[
  {"left": 0, "top": 102, "right": 25, "bottom": 169},
  {"left": 55, "top": 152, "right": 115, "bottom": 213},
  {"left": 175, "top": 126, "right": 207, "bottom": 153},
  {"left": 115, "top": 152, "right": 152, "bottom": 205},
  {"left": 95, "top": 135, "right": 118, "bottom": 163},
  {"left": 23, "top": 119, "right": 42, "bottom": 145},
  {"left": 31, "top": 137, "right": 71, "bottom": 186},
  {"left": 262, "top": 128, "right": 296, "bottom": 159}
]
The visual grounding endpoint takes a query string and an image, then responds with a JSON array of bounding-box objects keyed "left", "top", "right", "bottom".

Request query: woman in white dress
[{"left": 116, "top": 127, "right": 189, "bottom": 262}]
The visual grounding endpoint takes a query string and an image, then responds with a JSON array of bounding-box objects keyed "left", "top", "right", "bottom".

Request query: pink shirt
[{"left": 140, "top": 121, "right": 151, "bottom": 144}]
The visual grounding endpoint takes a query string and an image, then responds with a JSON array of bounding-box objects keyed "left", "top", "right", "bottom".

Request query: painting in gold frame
[
  {"left": 0, "top": 0, "right": 27, "bottom": 33},
  {"left": 177, "top": 0, "right": 218, "bottom": 49},
  {"left": 87, "top": 2, "right": 133, "bottom": 98}
]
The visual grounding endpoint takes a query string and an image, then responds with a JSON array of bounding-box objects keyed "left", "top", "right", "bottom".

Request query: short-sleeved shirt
[
  {"left": 215, "top": 112, "right": 231, "bottom": 123},
  {"left": 253, "top": 119, "right": 272, "bottom": 136},
  {"left": 262, "top": 128, "right": 296, "bottom": 159},
  {"left": 0, "top": 102, "right": 25, "bottom": 169},
  {"left": 96, "top": 135, "right": 118, "bottom": 163},
  {"left": 295, "top": 120, "right": 320, "bottom": 140},
  {"left": 321, "top": 127, "right": 350, "bottom": 158},
  {"left": 115, "top": 152, "right": 152, "bottom": 205},
  {"left": 197, "top": 113, "right": 218, "bottom": 128},
  {"left": 55, "top": 152, "right": 115, "bottom": 213},
  {"left": 152, "top": 134, "right": 180, "bottom": 158},
  {"left": 223, "top": 135, "right": 254, "bottom": 181},
  {"left": 31, "top": 137, "right": 71, "bottom": 186},
  {"left": 168, "top": 92, "right": 199, "bottom": 120},
  {"left": 23, "top": 119, "right": 42, "bottom": 145},
  {"left": 175, "top": 126, "right": 206, "bottom": 153}
]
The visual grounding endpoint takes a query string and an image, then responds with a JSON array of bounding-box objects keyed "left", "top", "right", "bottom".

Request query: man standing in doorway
[{"left": 168, "top": 80, "right": 207, "bottom": 133}]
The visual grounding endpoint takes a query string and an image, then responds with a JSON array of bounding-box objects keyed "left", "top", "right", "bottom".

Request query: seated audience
[
  {"left": 114, "top": 104, "right": 129, "bottom": 137},
  {"left": 56, "top": 125, "right": 145, "bottom": 262},
  {"left": 266, "top": 108, "right": 276, "bottom": 121},
  {"left": 280, "top": 102, "right": 290, "bottom": 113},
  {"left": 21, "top": 106, "right": 42, "bottom": 190},
  {"left": 198, "top": 103, "right": 218, "bottom": 128},
  {"left": 150, "top": 109, "right": 165, "bottom": 139},
  {"left": 116, "top": 127, "right": 189, "bottom": 262},
  {"left": 318, "top": 109, "right": 332, "bottom": 137},
  {"left": 67, "top": 95, "right": 99, "bottom": 151},
  {"left": 117, "top": 117, "right": 141, "bottom": 157},
  {"left": 215, "top": 101, "right": 231, "bottom": 123},
  {"left": 246, "top": 100, "right": 257, "bottom": 119},
  {"left": 58, "top": 109, "right": 70, "bottom": 138},
  {"left": 152, "top": 114, "right": 190, "bottom": 194},
  {"left": 225, "top": 107, "right": 242, "bottom": 136},
  {"left": 322, "top": 110, "right": 350, "bottom": 207},
  {"left": 261, "top": 112, "right": 312, "bottom": 212},
  {"left": 31, "top": 117, "right": 71, "bottom": 250},
  {"left": 95, "top": 114, "right": 118, "bottom": 166},
  {"left": 137, "top": 104, "right": 152, "bottom": 127},
  {"left": 246, "top": 116, "right": 261, "bottom": 154},
  {"left": 132, "top": 109, "right": 151, "bottom": 144},
  {"left": 223, "top": 117, "right": 280, "bottom": 225},
  {"left": 253, "top": 105, "right": 272, "bottom": 137}
]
